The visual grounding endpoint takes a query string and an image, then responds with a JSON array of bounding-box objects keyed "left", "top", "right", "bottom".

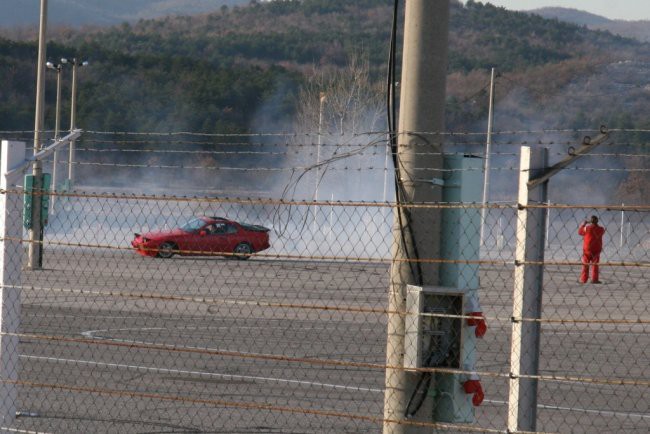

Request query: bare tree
[
  {"left": 295, "top": 51, "right": 385, "bottom": 135},
  {"left": 281, "top": 50, "right": 389, "bottom": 205}
]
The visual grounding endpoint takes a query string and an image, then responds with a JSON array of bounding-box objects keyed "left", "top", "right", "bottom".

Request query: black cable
[
  {"left": 386, "top": 0, "right": 398, "bottom": 160},
  {"left": 404, "top": 316, "right": 454, "bottom": 418},
  {"left": 387, "top": 0, "right": 423, "bottom": 286},
  {"left": 456, "top": 81, "right": 490, "bottom": 106},
  {"left": 404, "top": 372, "right": 432, "bottom": 418},
  {"left": 387, "top": 0, "right": 398, "bottom": 138}
]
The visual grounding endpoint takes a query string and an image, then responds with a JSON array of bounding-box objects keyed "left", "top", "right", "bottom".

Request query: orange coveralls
[{"left": 578, "top": 223, "right": 606, "bottom": 283}]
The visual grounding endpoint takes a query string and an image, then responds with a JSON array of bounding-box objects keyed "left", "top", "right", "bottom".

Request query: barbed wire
[
  {"left": 4, "top": 126, "right": 650, "bottom": 139},
  {"left": 5, "top": 188, "right": 650, "bottom": 211},
  {"left": 38, "top": 158, "right": 650, "bottom": 173},
  {"left": 23, "top": 139, "right": 623, "bottom": 149},
  {"left": 78, "top": 129, "right": 604, "bottom": 137},
  {"left": 4, "top": 237, "right": 650, "bottom": 268},
  {"left": 34, "top": 146, "right": 650, "bottom": 159},
  {"left": 8, "top": 284, "right": 648, "bottom": 327},
  {"left": 43, "top": 160, "right": 520, "bottom": 172},
  {"left": 9, "top": 379, "right": 510, "bottom": 434},
  {"left": 7, "top": 332, "right": 648, "bottom": 390},
  {"left": 32, "top": 139, "right": 650, "bottom": 148},
  {"left": 0, "top": 127, "right": 622, "bottom": 139}
]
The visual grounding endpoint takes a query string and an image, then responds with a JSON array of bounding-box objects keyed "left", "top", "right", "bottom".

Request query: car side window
[
  {"left": 225, "top": 224, "right": 238, "bottom": 234},
  {"left": 213, "top": 223, "right": 227, "bottom": 234}
]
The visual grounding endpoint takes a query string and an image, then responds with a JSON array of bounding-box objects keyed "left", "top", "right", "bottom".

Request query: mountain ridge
[
  {"left": 0, "top": 0, "right": 250, "bottom": 27},
  {"left": 529, "top": 6, "right": 650, "bottom": 42},
  {"left": 529, "top": 7, "right": 613, "bottom": 26}
]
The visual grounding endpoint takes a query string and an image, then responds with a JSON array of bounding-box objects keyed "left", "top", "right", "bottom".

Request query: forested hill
[
  {"left": 57, "top": 0, "right": 639, "bottom": 74},
  {"left": 2, "top": 0, "right": 650, "bottom": 135}
]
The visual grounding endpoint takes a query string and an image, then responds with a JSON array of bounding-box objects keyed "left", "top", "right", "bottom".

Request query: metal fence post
[
  {"left": 0, "top": 141, "right": 25, "bottom": 428},
  {"left": 508, "top": 146, "right": 548, "bottom": 432},
  {"left": 620, "top": 203, "right": 625, "bottom": 249},
  {"left": 545, "top": 200, "right": 551, "bottom": 248}
]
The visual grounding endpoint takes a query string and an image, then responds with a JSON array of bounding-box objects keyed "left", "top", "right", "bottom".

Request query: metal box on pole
[
  {"left": 401, "top": 156, "right": 486, "bottom": 425},
  {"left": 404, "top": 285, "right": 465, "bottom": 371},
  {"left": 23, "top": 173, "right": 51, "bottom": 230},
  {"left": 436, "top": 155, "right": 485, "bottom": 423}
]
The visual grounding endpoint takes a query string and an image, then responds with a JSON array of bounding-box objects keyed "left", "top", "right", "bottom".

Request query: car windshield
[{"left": 179, "top": 217, "right": 205, "bottom": 232}]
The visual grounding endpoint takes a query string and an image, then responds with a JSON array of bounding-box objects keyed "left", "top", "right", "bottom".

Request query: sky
[{"left": 479, "top": 1, "right": 650, "bottom": 21}]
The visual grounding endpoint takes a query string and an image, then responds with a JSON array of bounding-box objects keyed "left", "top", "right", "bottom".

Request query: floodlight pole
[
  {"left": 27, "top": 0, "right": 48, "bottom": 270},
  {"left": 46, "top": 61, "right": 63, "bottom": 213},
  {"left": 68, "top": 59, "right": 78, "bottom": 185},
  {"left": 49, "top": 64, "right": 63, "bottom": 140},
  {"left": 479, "top": 67, "right": 496, "bottom": 248},
  {"left": 316, "top": 92, "right": 326, "bottom": 199},
  {"left": 313, "top": 92, "right": 326, "bottom": 231},
  {"left": 62, "top": 57, "right": 88, "bottom": 188}
]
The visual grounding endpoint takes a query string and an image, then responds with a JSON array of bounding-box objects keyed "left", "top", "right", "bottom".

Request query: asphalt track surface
[{"left": 10, "top": 248, "right": 650, "bottom": 433}]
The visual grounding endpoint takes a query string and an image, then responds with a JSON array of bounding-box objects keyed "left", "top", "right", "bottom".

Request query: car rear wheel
[
  {"left": 233, "top": 242, "right": 252, "bottom": 260},
  {"left": 158, "top": 242, "right": 176, "bottom": 259}
]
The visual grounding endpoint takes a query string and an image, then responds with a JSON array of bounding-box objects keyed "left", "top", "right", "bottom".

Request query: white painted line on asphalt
[
  {"left": 0, "top": 427, "right": 51, "bottom": 434},
  {"left": 484, "top": 399, "right": 650, "bottom": 420},
  {"left": 20, "top": 355, "right": 383, "bottom": 394},
  {"left": 81, "top": 327, "right": 166, "bottom": 339},
  {"left": 1, "top": 429, "right": 47, "bottom": 434},
  {"left": 20, "top": 355, "right": 649, "bottom": 422},
  {"left": 80, "top": 329, "right": 331, "bottom": 368},
  {"left": 81, "top": 325, "right": 377, "bottom": 335},
  {"left": 80, "top": 328, "right": 381, "bottom": 363}
]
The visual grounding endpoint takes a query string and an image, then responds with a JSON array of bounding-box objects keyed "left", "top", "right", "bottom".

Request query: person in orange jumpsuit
[{"left": 578, "top": 215, "right": 606, "bottom": 283}]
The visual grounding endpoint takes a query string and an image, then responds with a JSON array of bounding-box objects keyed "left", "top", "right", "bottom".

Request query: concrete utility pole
[
  {"left": 508, "top": 128, "right": 608, "bottom": 432},
  {"left": 383, "top": 1, "right": 450, "bottom": 433},
  {"left": 508, "top": 147, "right": 548, "bottom": 432},
  {"left": 27, "top": 0, "right": 48, "bottom": 270}
]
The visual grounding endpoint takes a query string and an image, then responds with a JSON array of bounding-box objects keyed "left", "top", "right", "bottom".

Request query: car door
[
  {"left": 206, "top": 222, "right": 231, "bottom": 253},
  {"left": 183, "top": 223, "right": 211, "bottom": 255}
]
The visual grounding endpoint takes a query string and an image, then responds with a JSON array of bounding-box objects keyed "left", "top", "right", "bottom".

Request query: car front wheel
[
  {"left": 158, "top": 242, "right": 176, "bottom": 259},
  {"left": 233, "top": 243, "right": 252, "bottom": 260}
]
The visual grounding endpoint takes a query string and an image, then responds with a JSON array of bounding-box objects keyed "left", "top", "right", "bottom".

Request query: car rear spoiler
[{"left": 241, "top": 223, "right": 270, "bottom": 232}]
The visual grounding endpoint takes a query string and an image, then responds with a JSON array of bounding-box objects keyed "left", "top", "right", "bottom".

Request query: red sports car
[{"left": 132, "top": 216, "right": 271, "bottom": 259}]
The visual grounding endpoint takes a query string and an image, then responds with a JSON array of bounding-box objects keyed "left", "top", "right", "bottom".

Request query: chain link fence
[{"left": 0, "top": 130, "right": 648, "bottom": 433}]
